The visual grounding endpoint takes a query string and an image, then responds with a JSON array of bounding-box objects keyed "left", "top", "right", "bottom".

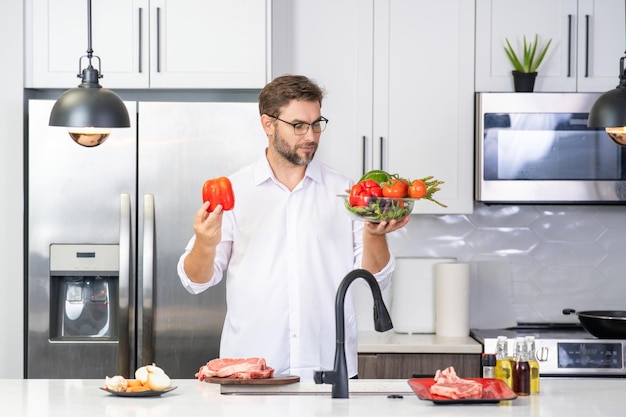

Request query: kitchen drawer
[{"left": 358, "top": 353, "right": 481, "bottom": 379}]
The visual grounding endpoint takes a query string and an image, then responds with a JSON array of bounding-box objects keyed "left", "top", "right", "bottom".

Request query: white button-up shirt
[{"left": 178, "top": 155, "right": 394, "bottom": 380}]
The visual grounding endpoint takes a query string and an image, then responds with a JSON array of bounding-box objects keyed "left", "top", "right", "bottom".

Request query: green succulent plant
[{"left": 504, "top": 34, "right": 552, "bottom": 73}]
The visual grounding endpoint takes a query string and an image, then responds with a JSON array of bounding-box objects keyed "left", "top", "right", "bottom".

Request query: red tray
[{"left": 408, "top": 378, "right": 517, "bottom": 404}]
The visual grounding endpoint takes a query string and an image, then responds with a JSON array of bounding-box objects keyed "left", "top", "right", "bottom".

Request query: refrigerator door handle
[
  {"left": 141, "top": 194, "right": 156, "bottom": 365},
  {"left": 119, "top": 193, "right": 132, "bottom": 377}
]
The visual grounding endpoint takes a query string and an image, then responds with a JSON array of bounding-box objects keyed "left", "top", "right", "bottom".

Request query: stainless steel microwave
[{"left": 475, "top": 93, "right": 626, "bottom": 204}]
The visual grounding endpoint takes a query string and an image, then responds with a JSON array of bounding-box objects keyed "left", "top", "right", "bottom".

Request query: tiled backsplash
[{"left": 387, "top": 203, "right": 626, "bottom": 324}]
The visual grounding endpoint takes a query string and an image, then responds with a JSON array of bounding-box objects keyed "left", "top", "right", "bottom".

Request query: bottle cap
[{"left": 482, "top": 353, "right": 496, "bottom": 366}]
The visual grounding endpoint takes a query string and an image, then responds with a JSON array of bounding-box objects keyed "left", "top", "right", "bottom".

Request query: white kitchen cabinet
[
  {"left": 476, "top": 0, "right": 625, "bottom": 92},
  {"left": 27, "top": 0, "right": 268, "bottom": 89},
  {"left": 273, "top": 0, "right": 474, "bottom": 214}
]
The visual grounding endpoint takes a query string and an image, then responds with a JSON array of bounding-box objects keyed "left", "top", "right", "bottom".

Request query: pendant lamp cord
[
  {"left": 622, "top": 0, "right": 626, "bottom": 82},
  {"left": 86, "top": 0, "right": 93, "bottom": 62},
  {"left": 77, "top": 0, "right": 101, "bottom": 80}
]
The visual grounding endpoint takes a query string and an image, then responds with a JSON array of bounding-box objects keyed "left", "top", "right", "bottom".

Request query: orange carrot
[
  {"left": 126, "top": 379, "right": 142, "bottom": 388},
  {"left": 126, "top": 385, "right": 151, "bottom": 392}
]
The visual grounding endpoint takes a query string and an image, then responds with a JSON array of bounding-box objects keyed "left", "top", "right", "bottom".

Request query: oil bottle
[
  {"left": 526, "top": 335, "right": 540, "bottom": 394},
  {"left": 513, "top": 336, "right": 531, "bottom": 396},
  {"left": 495, "top": 336, "right": 513, "bottom": 389}
]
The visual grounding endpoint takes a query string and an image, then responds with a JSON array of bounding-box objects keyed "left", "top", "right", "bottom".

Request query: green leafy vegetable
[{"left": 343, "top": 196, "right": 412, "bottom": 222}]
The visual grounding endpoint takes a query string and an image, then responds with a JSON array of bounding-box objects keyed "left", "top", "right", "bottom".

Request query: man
[{"left": 177, "top": 75, "right": 408, "bottom": 379}]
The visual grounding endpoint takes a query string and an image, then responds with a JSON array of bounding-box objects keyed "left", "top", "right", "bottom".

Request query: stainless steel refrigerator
[{"left": 27, "top": 99, "right": 266, "bottom": 378}]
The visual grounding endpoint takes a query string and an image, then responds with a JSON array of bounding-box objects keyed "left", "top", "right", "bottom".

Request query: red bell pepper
[
  {"left": 202, "top": 177, "right": 235, "bottom": 212},
  {"left": 349, "top": 179, "right": 383, "bottom": 207}
]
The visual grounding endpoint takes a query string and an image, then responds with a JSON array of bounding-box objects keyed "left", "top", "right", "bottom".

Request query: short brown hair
[{"left": 258, "top": 75, "right": 325, "bottom": 117}]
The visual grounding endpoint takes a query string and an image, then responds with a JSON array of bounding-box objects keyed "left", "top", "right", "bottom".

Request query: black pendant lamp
[
  {"left": 588, "top": 3, "right": 626, "bottom": 146},
  {"left": 49, "top": 0, "right": 130, "bottom": 147}
]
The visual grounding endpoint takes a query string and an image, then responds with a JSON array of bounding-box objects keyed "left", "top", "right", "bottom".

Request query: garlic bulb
[{"left": 105, "top": 375, "right": 128, "bottom": 392}]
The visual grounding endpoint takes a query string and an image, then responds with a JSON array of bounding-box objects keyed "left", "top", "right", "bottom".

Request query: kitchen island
[{"left": 1, "top": 378, "right": 624, "bottom": 416}]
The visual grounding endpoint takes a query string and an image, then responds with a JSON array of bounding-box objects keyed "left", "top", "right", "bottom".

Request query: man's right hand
[{"left": 193, "top": 201, "right": 224, "bottom": 249}]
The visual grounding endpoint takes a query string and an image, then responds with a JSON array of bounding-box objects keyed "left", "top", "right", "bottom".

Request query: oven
[{"left": 471, "top": 324, "right": 626, "bottom": 377}]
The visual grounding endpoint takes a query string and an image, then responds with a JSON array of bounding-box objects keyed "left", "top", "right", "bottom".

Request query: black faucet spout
[{"left": 314, "top": 268, "right": 393, "bottom": 398}]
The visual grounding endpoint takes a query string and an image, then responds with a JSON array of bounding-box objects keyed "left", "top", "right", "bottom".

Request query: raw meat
[
  {"left": 195, "top": 357, "right": 275, "bottom": 381},
  {"left": 429, "top": 366, "right": 483, "bottom": 399}
]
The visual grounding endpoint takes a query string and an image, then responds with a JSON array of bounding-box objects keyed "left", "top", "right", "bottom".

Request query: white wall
[{"left": 0, "top": 0, "right": 24, "bottom": 378}]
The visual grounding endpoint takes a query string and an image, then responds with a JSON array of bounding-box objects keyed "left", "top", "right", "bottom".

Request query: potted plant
[{"left": 504, "top": 34, "right": 552, "bottom": 92}]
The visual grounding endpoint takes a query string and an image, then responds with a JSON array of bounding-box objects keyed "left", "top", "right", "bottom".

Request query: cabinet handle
[
  {"left": 362, "top": 136, "right": 367, "bottom": 176},
  {"left": 379, "top": 136, "right": 384, "bottom": 170},
  {"left": 567, "top": 14, "right": 572, "bottom": 77},
  {"left": 156, "top": 7, "right": 161, "bottom": 73},
  {"left": 585, "top": 14, "right": 590, "bottom": 78},
  {"left": 138, "top": 8, "right": 143, "bottom": 73}
]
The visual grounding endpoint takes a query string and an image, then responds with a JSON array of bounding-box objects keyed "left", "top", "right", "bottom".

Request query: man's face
[{"left": 267, "top": 100, "right": 323, "bottom": 166}]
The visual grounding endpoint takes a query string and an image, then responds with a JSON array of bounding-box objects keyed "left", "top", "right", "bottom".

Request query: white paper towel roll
[
  {"left": 435, "top": 262, "right": 470, "bottom": 337},
  {"left": 391, "top": 257, "right": 455, "bottom": 334}
]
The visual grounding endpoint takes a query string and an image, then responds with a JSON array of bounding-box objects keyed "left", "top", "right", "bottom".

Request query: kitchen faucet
[{"left": 313, "top": 268, "right": 393, "bottom": 398}]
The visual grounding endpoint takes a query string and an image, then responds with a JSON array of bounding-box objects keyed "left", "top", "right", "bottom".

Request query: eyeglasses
[{"left": 268, "top": 115, "right": 328, "bottom": 135}]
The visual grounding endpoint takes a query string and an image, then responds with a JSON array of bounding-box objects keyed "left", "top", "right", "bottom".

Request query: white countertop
[
  {"left": 2, "top": 377, "right": 625, "bottom": 417},
  {"left": 358, "top": 331, "right": 482, "bottom": 354}
]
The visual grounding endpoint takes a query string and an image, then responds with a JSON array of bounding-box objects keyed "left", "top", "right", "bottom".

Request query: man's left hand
[{"left": 364, "top": 215, "right": 410, "bottom": 235}]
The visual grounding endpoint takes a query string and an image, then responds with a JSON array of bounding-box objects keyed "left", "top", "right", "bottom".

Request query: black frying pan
[{"left": 563, "top": 308, "right": 626, "bottom": 339}]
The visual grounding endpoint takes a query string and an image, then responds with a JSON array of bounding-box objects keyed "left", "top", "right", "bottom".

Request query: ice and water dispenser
[{"left": 49, "top": 244, "right": 119, "bottom": 340}]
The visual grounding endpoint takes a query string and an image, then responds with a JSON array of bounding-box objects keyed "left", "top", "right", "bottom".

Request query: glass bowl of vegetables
[
  {"left": 339, "top": 194, "right": 414, "bottom": 223},
  {"left": 339, "top": 173, "right": 446, "bottom": 223}
]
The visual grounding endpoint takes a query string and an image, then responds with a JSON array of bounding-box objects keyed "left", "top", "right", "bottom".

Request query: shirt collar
[{"left": 253, "top": 151, "right": 324, "bottom": 187}]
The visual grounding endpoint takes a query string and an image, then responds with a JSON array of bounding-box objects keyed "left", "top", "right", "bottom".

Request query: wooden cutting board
[{"left": 205, "top": 375, "right": 300, "bottom": 385}]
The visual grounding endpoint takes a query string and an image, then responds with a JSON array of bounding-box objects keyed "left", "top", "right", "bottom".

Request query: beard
[{"left": 273, "top": 129, "right": 318, "bottom": 166}]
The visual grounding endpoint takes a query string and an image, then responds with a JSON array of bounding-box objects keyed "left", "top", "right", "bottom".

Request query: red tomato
[
  {"left": 408, "top": 179, "right": 427, "bottom": 199},
  {"left": 381, "top": 178, "right": 409, "bottom": 198},
  {"left": 202, "top": 177, "right": 235, "bottom": 212}
]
